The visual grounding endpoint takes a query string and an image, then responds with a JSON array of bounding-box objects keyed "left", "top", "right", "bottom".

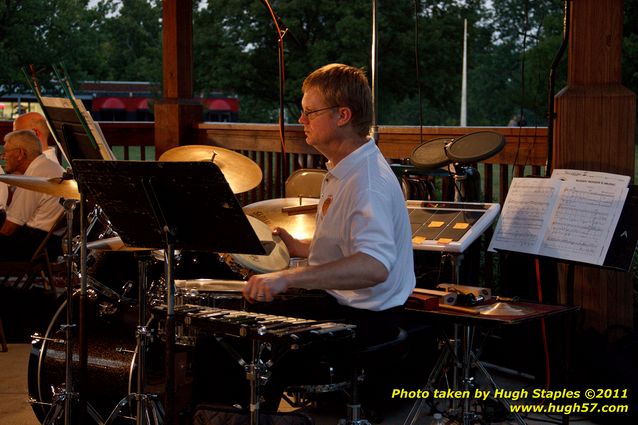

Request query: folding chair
[{"left": 0, "top": 212, "right": 65, "bottom": 292}]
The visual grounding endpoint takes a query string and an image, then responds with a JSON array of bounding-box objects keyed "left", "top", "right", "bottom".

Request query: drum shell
[{"left": 28, "top": 291, "right": 140, "bottom": 422}]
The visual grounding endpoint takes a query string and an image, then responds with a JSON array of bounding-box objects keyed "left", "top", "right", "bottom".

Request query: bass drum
[{"left": 27, "top": 287, "right": 159, "bottom": 423}]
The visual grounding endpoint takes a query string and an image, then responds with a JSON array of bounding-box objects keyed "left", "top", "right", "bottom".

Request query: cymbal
[
  {"left": 0, "top": 175, "right": 80, "bottom": 199},
  {"left": 243, "top": 197, "right": 319, "bottom": 241},
  {"left": 477, "top": 302, "right": 533, "bottom": 316},
  {"left": 159, "top": 145, "right": 262, "bottom": 194},
  {"left": 87, "top": 236, "right": 151, "bottom": 251}
]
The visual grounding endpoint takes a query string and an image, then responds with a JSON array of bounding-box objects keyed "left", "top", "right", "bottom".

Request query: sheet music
[
  {"left": 542, "top": 169, "right": 630, "bottom": 264},
  {"left": 41, "top": 96, "right": 116, "bottom": 161},
  {"left": 488, "top": 178, "right": 560, "bottom": 254},
  {"left": 488, "top": 170, "right": 630, "bottom": 266}
]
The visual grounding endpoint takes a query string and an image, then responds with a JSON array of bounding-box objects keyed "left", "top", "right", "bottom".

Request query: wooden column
[
  {"left": 554, "top": 0, "right": 636, "bottom": 336},
  {"left": 154, "top": 0, "right": 203, "bottom": 159}
]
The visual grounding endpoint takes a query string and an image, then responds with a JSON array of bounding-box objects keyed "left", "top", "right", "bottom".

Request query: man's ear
[{"left": 336, "top": 106, "right": 353, "bottom": 127}]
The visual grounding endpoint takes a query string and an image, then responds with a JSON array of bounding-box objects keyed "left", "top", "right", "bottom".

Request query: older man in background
[
  {"left": 13, "top": 111, "right": 59, "bottom": 164},
  {"left": 0, "top": 130, "right": 64, "bottom": 260}
]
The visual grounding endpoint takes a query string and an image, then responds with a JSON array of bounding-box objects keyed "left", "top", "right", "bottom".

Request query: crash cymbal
[
  {"left": 242, "top": 197, "right": 319, "bottom": 241},
  {"left": 87, "top": 236, "right": 151, "bottom": 251},
  {"left": 0, "top": 175, "right": 80, "bottom": 199},
  {"left": 159, "top": 145, "right": 262, "bottom": 194}
]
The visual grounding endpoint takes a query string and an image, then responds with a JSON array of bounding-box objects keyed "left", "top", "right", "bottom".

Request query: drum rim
[
  {"left": 410, "top": 137, "right": 454, "bottom": 169},
  {"left": 446, "top": 130, "right": 505, "bottom": 163}
]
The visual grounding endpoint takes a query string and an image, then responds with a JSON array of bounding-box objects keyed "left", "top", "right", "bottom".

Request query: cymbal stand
[
  {"left": 104, "top": 253, "right": 164, "bottom": 425},
  {"left": 163, "top": 232, "right": 177, "bottom": 425},
  {"left": 37, "top": 198, "right": 102, "bottom": 425}
]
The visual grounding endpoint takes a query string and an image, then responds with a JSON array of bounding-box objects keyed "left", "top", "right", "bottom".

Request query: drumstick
[{"left": 282, "top": 204, "right": 318, "bottom": 215}]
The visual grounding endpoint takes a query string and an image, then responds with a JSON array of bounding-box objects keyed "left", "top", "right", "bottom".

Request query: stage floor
[{"left": 0, "top": 343, "right": 605, "bottom": 425}]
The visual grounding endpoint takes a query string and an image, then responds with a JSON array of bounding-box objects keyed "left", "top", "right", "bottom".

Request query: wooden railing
[
  {"left": 1, "top": 119, "right": 549, "bottom": 205},
  {"left": 97, "top": 121, "right": 549, "bottom": 204}
]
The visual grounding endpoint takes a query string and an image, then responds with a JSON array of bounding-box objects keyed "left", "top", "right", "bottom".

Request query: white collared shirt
[
  {"left": 6, "top": 154, "right": 65, "bottom": 231},
  {"left": 309, "top": 140, "right": 416, "bottom": 311}
]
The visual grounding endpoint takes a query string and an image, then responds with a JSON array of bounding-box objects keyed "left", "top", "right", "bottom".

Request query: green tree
[
  {"left": 93, "top": 0, "right": 163, "bottom": 83},
  {"left": 0, "top": 0, "right": 105, "bottom": 96}
]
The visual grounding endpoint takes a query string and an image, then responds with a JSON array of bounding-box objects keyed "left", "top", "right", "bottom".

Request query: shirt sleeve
[
  {"left": 347, "top": 188, "right": 397, "bottom": 272},
  {"left": 6, "top": 188, "right": 40, "bottom": 226}
]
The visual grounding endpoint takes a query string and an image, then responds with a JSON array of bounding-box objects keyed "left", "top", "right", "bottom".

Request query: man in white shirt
[
  {"left": 244, "top": 63, "right": 415, "bottom": 342},
  {"left": 0, "top": 130, "right": 64, "bottom": 260},
  {"left": 13, "top": 111, "right": 60, "bottom": 164}
]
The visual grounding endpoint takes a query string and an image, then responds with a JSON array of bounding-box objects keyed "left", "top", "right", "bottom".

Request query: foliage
[{"left": 0, "top": 0, "right": 636, "bottom": 127}]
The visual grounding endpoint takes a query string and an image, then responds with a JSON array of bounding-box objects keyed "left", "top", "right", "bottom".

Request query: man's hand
[
  {"left": 274, "top": 227, "right": 310, "bottom": 258},
  {"left": 243, "top": 271, "right": 290, "bottom": 303}
]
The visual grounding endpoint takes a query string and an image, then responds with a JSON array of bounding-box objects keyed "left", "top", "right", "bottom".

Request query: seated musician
[
  {"left": 13, "top": 111, "right": 60, "bottom": 164},
  {"left": 193, "top": 64, "right": 415, "bottom": 415},
  {"left": 0, "top": 130, "right": 65, "bottom": 261},
  {"left": 243, "top": 63, "right": 416, "bottom": 344}
]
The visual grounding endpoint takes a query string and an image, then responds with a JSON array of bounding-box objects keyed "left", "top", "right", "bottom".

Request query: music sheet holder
[
  {"left": 73, "top": 159, "right": 264, "bottom": 424},
  {"left": 71, "top": 159, "right": 265, "bottom": 255}
]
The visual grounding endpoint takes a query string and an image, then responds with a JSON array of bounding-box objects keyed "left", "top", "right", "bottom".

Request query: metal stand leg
[
  {"left": 38, "top": 199, "right": 84, "bottom": 425},
  {"left": 104, "top": 255, "right": 164, "bottom": 425}
]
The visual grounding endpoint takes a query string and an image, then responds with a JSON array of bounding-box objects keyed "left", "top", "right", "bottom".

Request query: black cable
[
  {"left": 545, "top": 0, "right": 571, "bottom": 177},
  {"left": 512, "top": 0, "right": 530, "bottom": 174},
  {"left": 413, "top": 0, "right": 424, "bottom": 144}
]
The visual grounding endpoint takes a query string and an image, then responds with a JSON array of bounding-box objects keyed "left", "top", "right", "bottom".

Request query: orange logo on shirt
[{"left": 321, "top": 195, "right": 333, "bottom": 216}]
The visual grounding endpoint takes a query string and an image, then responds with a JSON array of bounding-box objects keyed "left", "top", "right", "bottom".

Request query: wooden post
[
  {"left": 554, "top": 0, "right": 636, "bottom": 336},
  {"left": 154, "top": 0, "right": 203, "bottom": 159}
]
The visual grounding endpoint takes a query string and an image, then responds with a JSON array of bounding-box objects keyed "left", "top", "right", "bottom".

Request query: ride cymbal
[
  {"left": 0, "top": 175, "right": 80, "bottom": 199},
  {"left": 159, "top": 145, "right": 262, "bottom": 194}
]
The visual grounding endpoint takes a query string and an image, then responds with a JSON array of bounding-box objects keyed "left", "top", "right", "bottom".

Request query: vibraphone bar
[{"left": 153, "top": 304, "right": 356, "bottom": 349}]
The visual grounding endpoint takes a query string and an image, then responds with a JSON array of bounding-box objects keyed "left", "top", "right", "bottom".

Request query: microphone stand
[{"left": 258, "top": 0, "right": 295, "bottom": 193}]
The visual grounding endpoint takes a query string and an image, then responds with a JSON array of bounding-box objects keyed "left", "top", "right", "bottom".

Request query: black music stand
[{"left": 72, "top": 159, "right": 265, "bottom": 425}]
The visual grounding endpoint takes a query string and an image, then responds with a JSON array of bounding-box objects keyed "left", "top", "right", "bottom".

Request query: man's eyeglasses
[{"left": 301, "top": 105, "right": 339, "bottom": 118}]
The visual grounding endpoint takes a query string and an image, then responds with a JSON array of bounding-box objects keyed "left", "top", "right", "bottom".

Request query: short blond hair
[{"left": 302, "top": 64, "right": 372, "bottom": 137}]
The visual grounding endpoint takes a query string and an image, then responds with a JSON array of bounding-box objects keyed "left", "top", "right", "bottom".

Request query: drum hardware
[
  {"left": 34, "top": 196, "right": 105, "bottom": 425},
  {"left": 31, "top": 332, "right": 66, "bottom": 345},
  {"left": 103, "top": 254, "right": 164, "bottom": 425},
  {"left": 72, "top": 159, "right": 269, "bottom": 425}
]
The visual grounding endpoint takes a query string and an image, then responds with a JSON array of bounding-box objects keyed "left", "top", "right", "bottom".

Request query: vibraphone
[{"left": 153, "top": 304, "right": 356, "bottom": 350}]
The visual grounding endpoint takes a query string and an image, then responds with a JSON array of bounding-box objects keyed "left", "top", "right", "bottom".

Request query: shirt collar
[{"left": 326, "top": 138, "right": 376, "bottom": 181}]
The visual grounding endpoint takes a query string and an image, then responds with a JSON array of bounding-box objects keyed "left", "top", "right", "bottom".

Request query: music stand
[{"left": 72, "top": 159, "right": 265, "bottom": 424}]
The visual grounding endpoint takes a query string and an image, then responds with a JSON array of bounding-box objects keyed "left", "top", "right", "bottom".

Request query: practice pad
[
  {"left": 175, "top": 279, "right": 246, "bottom": 292},
  {"left": 446, "top": 131, "right": 505, "bottom": 164},
  {"left": 243, "top": 197, "right": 319, "bottom": 241},
  {"left": 159, "top": 145, "right": 262, "bottom": 194},
  {"left": 410, "top": 137, "right": 454, "bottom": 169},
  {"left": 0, "top": 175, "right": 80, "bottom": 199}
]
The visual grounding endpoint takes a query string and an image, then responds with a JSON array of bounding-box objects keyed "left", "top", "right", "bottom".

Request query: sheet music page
[
  {"left": 41, "top": 96, "right": 117, "bottom": 160},
  {"left": 541, "top": 169, "right": 630, "bottom": 265},
  {"left": 488, "top": 177, "right": 560, "bottom": 254}
]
